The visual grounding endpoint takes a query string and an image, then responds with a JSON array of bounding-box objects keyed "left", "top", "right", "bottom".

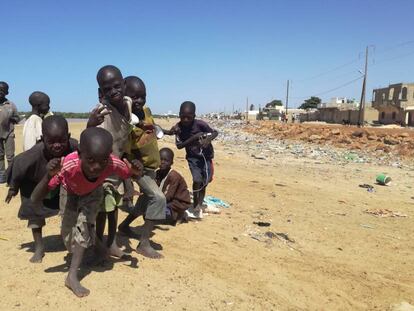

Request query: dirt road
[{"left": 0, "top": 120, "right": 413, "bottom": 310}]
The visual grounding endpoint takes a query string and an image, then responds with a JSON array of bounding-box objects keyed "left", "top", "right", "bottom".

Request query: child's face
[
  {"left": 80, "top": 149, "right": 110, "bottom": 180},
  {"left": 34, "top": 98, "right": 50, "bottom": 116},
  {"left": 99, "top": 75, "right": 125, "bottom": 107},
  {"left": 159, "top": 151, "right": 173, "bottom": 171},
  {"left": 126, "top": 85, "right": 146, "bottom": 113},
  {"left": 179, "top": 107, "right": 195, "bottom": 128},
  {"left": 43, "top": 130, "right": 70, "bottom": 158}
]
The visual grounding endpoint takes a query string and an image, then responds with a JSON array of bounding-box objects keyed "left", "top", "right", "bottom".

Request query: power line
[
  {"left": 373, "top": 49, "right": 414, "bottom": 66},
  {"left": 290, "top": 76, "right": 363, "bottom": 100},
  {"left": 295, "top": 57, "right": 360, "bottom": 83}
]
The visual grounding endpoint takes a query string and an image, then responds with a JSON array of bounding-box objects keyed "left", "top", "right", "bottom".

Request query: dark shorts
[{"left": 187, "top": 157, "right": 213, "bottom": 185}]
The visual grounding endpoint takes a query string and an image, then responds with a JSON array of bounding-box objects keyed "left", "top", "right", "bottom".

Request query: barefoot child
[
  {"left": 87, "top": 65, "right": 133, "bottom": 258},
  {"left": 118, "top": 76, "right": 166, "bottom": 259},
  {"left": 156, "top": 148, "right": 191, "bottom": 225},
  {"left": 22, "top": 91, "right": 51, "bottom": 151},
  {"left": 166, "top": 101, "right": 218, "bottom": 218},
  {"left": 0, "top": 81, "right": 20, "bottom": 183},
  {"left": 5, "top": 115, "right": 77, "bottom": 263},
  {"left": 31, "top": 127, "right": 143, "bottom": 297}
]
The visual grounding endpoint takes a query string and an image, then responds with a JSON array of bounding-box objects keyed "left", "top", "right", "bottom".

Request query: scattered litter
[
  {"left": 0, "top": 236, "right": 9, "bottom": 241},
  {"left": 203, "top": 204, "right": 221, "bottom": 214},
  {"left": 272, "top": 232, "right": 295, "bottom": 243},
  {"left": 252, "top": 154, "right": 266, "bottom": 160},
  {"left": 360, "top": 224, "right": 375, "bottom": 229},
  {"left": 328, "top": 211, "right": 347, "bottom": 216},
  {"left": 359, "top": 184, "right": 374, "bottom": 192},
  {"left": 204, "top": 196, "right": 230, "bottom": 208},
  {"left": 376, "top": 173, "right": 392, "bottom": 186},
  {"left": 275, "top": 183, "right": 287, "bottom": 187},
  {"left": 253, "top": 221, "right": 271, "bottom": 227},
  {"left": 344, "top": 153, "right": 359, "bottom": 161},
  {"left": 364, "top": 209, "right": 407, "bottom": 218},
  {"left": 389, "top": 301, "right": 414, "bottom": 311}
]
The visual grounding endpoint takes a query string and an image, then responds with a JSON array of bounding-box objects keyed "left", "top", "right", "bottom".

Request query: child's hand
[
  {"left": 142, "top": 123, "right": 154, "bottom": 134},
  {"left": 200, "top": 136, "right": 212, "bottom": 148},
  {"left": 46, "top": 158, "right": 63, "bottom": 177},
  {"left": 123, "top": 159, "right": 144, "bottom": 178},
  {"left": 170, "top": 124, "right": 180, "bottom": 135},
  {"left": 5, "top": 188, "right": 18, "bottom": 204},
  {"left": 88, "top": 105, "right": 112, "bottom": 127}
]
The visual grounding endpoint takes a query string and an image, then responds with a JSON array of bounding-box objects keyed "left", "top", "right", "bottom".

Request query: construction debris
[{"left": 364, "top": 209, "right": 408, "bottom": 218}]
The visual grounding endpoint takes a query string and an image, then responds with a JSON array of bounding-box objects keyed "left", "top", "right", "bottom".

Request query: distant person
[
  {"left": 166, "top": 101, "right": 218, "bottom": 219},
  {"left": 87, "top": 65, "right": 133, "bottom": 258},
  {"left": 0, "top": 82, "right": 20, "bottom": 183},
  {"left": 156, "top": 147, "right": 191, "bottom": 225},
  {"left": 22, "top": 91, "right": 51, "bottom": 151},
  {"left": 118, "top": 76, "right": 166, "bottom": 259},
  {"left": 6, "top": 116, "right": 77, "bottom": 263},
  {"left": 31, "top": 127, "right": 143, "bottom": 298}
]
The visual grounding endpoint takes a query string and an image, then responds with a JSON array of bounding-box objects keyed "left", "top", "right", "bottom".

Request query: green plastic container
[{"left": 376, "top": 173, "right": 391, "bottom": 185}]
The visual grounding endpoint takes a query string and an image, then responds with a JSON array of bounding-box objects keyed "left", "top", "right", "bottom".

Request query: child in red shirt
[{"left": 31, "top": 127, "right": 143, "bottom": 298}]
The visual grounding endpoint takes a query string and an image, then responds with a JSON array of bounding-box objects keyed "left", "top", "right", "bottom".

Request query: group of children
[{"left": 3, "top": 65, "right": 218, "bottom": 298}]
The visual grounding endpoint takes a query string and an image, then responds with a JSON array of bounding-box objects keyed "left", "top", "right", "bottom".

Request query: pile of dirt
[{"left": 241, "top": 121, "right": 414, "bottom": 159}]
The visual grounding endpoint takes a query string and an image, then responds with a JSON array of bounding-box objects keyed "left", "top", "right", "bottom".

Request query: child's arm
[
  {"left": 31, "top": 158, "right": 62, "bottom": 204},
  {"left": 162, "top": 124, "right": 179, "bottom": 136},
  {"left": 10, "top": 103, "right": 20, "bottom": 124},
  {"left": 176, "top": 132, "right": 204, "bottom": 149},
  {"left": 200, "top": 129, "right": 218, "bottom": 148}
]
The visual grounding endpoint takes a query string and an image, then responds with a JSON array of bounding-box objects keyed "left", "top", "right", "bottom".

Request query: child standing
[
  {"left": 6, "top": 115, "right": 77, "bottom": 262},
  {"left": 31, "top": 127, "right": 143, "bottom": 298},
  {"left": 118, "top": 76, "right": 166, "bottom": 259},
  {"left": 167, "top": 101, "right": 218, "bottom": 218},
  {"left": 156, "top": 148, "right": 191, "bottom": 225},
  {"left": 0, "top": 81, "right": 20, "bottom": 183},
  {"left": 22, "top": 91, "right": 51, "bottom": 151},
  {"left": 87, "top": 65, "right": 132, "bottom": 258}
]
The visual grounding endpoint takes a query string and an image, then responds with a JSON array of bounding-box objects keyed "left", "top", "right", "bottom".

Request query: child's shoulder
[{"left": 169, "top": 169, "right": 184, "bottom": 180}]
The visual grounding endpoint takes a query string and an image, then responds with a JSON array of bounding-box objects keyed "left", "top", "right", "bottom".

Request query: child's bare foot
[
  {"left": 29, "top": 246, "right": 44, "bottom": 263},
  {"left": 136, "top": 243, "right": 163, "bottom": 259},
  {"left": 65, "top": 275, "right": 90, "bottom": 298},
  {"left": 108, "top": 242, "right": 126, "bottom": 258}
]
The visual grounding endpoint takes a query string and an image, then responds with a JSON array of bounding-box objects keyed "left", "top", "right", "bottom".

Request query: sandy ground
[{"left": 0, "top": 120, "right": 413, "bottom": 311}]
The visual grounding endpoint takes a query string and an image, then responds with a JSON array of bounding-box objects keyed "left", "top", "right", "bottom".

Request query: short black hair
[
  {"left": 80, "top": 127, "right": 113, "bottom": 154},
  {"left": 96, "top": 65, "right": 123, "bottom": 86},
  {"left": 159, "top": 147, "right": 174, "bottom": 160},
  {"left": 0, "top": 81, "right": 9, "bottom": 91},
  {"left": 29, "top": 91, "right": 50, "bottom": 106},
  {"left": 124, "top": 76, "right": 146, "bottom": 89},
  {"left": 180, "top": 101, "right": 196, "bottom": 114},
  {"left": 42, "top": 115, "right": 68, "bottom": 135}
]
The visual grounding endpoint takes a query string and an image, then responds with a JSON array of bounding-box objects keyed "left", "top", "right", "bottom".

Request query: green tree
[
  {"left": 299, "top": 96, "right": 321, "bottom": 109},
  {"left": 265, "top": 99, "right": 283, "bottom": 108}
]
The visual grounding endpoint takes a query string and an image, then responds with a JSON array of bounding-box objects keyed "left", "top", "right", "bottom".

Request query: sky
[{"left": 2, "top": 0, "right": 414, "bottom": 114}]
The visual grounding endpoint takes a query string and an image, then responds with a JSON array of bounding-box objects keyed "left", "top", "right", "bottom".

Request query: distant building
[
  {"left": 317, "top": 97, "right": 359, "bottom": 109},
  {"left": 299, "top": 96, "right": 377, "bottom": 125},
  {"left": 372, "top": 83, "right": 414, "bottom": 126}
]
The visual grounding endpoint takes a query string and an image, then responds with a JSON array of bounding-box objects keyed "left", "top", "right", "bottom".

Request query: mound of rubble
[{"left": 209, "top": 119, "right": 414, "bottom": 167}]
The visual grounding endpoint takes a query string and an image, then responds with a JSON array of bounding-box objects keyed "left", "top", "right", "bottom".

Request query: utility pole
[
  {"left": 246, "top": 97, "right": 249, "bottom": 122},
  {"left": 285, "top": 80, "right": 290, "bottom": 121},
  {"left": 358, "top": 46, "right": 369, "bottom": 127}
]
